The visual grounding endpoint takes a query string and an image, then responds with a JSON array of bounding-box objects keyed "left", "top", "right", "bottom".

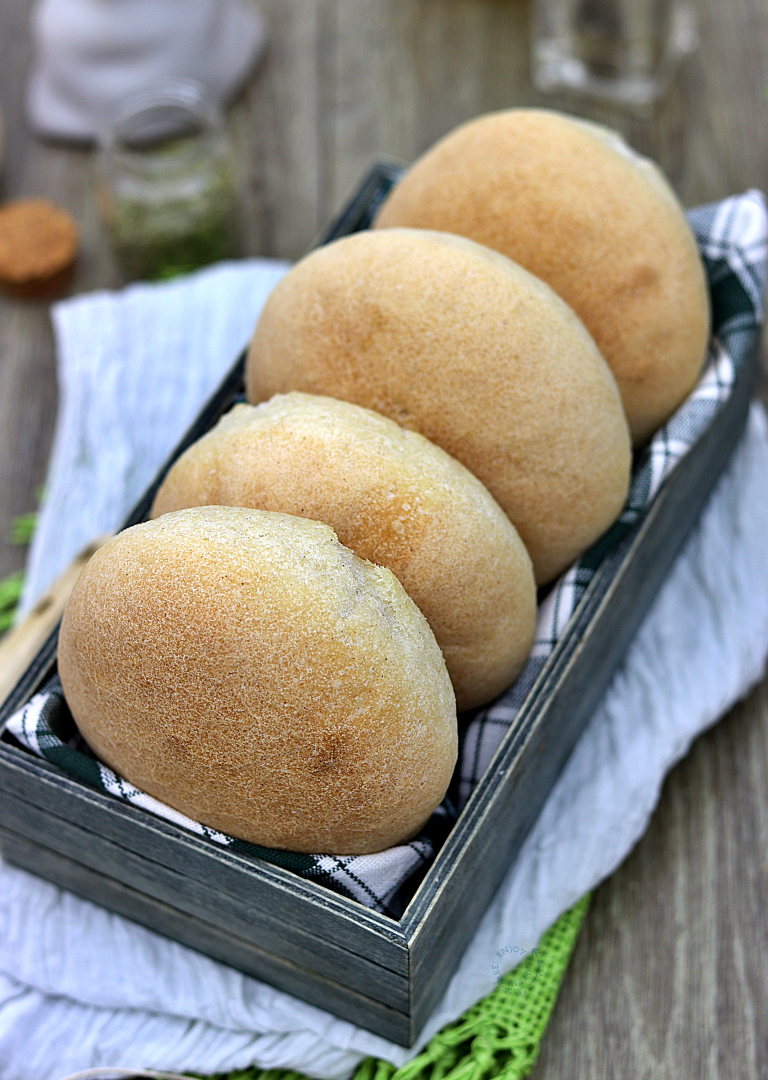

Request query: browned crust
[
  {"left": 58, "top": 507, "right": 458, "bottom": 855},
  {"left": 246, "top": 227, "right": 632, "bottom": 584},
  {"left": 374, "top": 109, "right": 710, "bottom": 445},
  {"left": 151, "top": 393, "right": 537, "bottom": 710}
]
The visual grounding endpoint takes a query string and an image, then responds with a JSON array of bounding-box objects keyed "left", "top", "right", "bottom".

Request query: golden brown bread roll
[
  {"left": 246, "top": 227, "right": 632, "bottom": 585},
  {"left": 58, "top": 506, "right": 458, "bottom": 855},
  {"left": 151, "top": 393, "right": 537, "bottom": 711},
  {"left": 374, "top": 109, "right": 710, "bottom": 445}
]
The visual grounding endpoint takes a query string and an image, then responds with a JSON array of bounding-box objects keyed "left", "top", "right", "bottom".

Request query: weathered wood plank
[{"left": 531, "top": 677, "right": 768, "bottom": 1080}]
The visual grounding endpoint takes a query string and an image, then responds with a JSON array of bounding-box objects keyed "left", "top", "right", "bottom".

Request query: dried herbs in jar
[{"left": 98, "top": 80, "right": 239, "bottom": 281}]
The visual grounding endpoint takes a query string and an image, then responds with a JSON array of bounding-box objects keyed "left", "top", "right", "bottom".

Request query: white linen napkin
[{"left": 2, "top": 259, "right": 767, "bottom": 1080}]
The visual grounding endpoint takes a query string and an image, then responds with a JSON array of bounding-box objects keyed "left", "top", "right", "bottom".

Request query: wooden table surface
[{"left": 1, "top": 0, "right": 767, "bottom": 1076}]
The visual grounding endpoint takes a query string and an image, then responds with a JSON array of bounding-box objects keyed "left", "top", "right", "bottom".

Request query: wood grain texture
[
  {"left": 531, "top": 681, "right": 768, "bottom": 1080},
  {"left": 0, "top": 0, "right": 767, "bottom": 1072},
  {"left": 0, "top": 803, "right": 413, "bottom": 1023}
]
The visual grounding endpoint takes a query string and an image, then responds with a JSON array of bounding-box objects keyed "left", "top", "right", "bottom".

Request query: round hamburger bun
[
  {"left": 151, "top": 393, "right": 537, "bottom": 711},
  {"left": 0, "top": 198, "right": 78, "bottom": 298},
  {"left": 57, "top": 506, "right": 458, "bottom": 855},
  {"left": 246, "top": 227, "right": 632, "bottom": 585},
  {"left": 374, "top": 109, "right": 710, "bottom": 445}
]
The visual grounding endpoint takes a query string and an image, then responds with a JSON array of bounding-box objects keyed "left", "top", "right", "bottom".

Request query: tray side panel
[
  {"left": 0, "top": 749, "right": 409, "bottom": 975},
  {"left": 0, "top": 783, "right": 409, "bottom": 1011},
  {"left": 0, "top": 828, "right": 412, "bottom": 1045}
]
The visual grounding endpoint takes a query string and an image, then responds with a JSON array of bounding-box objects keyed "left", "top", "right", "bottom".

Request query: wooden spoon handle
[{"left": 0, "top": 536, "right": 112, "bottom": 705}]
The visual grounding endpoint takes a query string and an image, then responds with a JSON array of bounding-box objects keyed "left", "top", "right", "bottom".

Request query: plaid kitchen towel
[{"left": 4, "top": 189, "right": 767, "bottom": 921}]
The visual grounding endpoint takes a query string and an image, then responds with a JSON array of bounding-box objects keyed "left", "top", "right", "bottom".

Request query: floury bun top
[
  {"left": 374, "top": 108, "right": 711, "bottom": 446},
  {"left": 246, "top": 226, "right": 632, "bottom": 585}
]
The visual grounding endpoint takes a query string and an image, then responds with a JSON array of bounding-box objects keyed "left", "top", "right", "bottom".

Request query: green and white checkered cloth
[{"left": 5, "top": 189, "right": 766, "bottom": 919}]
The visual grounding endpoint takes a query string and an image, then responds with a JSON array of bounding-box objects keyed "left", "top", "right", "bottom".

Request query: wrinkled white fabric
[
  {"left": 18, "top": 258, "right": 290, "bottom": 619},
  {"left": 27, "top": 0, "right": 267, "bottom": 141},
  {"left": 2, "top": 262, "right": 768, "bottom": 1080}
]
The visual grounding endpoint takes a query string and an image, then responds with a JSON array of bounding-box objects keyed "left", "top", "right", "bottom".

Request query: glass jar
[
  {"left": 97, "top": 80, "right": 239, "bottom": 280},
  {"left": 531, "top": 0, "right": 699, "bottom": 109}
]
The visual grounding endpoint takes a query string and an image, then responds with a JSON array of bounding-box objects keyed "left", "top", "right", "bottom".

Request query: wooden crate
[{"left": 0, "top": 165, "right": 757, "bottom": 1047}]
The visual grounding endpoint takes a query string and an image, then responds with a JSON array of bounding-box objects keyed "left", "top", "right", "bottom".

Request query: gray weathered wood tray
[{"left": 0, "top": 164, "right": 757, "bottom": 1046}]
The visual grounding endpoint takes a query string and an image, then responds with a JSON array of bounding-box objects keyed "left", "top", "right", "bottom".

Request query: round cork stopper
[
  {"left": 58, "top": 506, "right": 458, "bottom": 855},
  {"left": 0, "top": 198, "right": 79, "bottom": 298}
]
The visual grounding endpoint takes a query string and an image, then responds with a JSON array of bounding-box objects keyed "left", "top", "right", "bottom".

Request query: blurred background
[{"left": 0, "top": 0, "right": 767, "bottom": 1075}]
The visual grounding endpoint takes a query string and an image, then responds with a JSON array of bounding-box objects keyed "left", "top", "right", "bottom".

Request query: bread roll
[
  {"left": 374, "top": 109, "right": 710, "bottom": 445},
  {"left": 151, "top": 393, "right": 537, "bottom": 710},
  {"left": 0, "top": 198, "right": 78, "bottom": 298},
  {"left": 246, "top": 227, "right": 631, "bottom": 584},
  {"left": 57, "top": 507, "right": 457, "bottom": 855}
]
